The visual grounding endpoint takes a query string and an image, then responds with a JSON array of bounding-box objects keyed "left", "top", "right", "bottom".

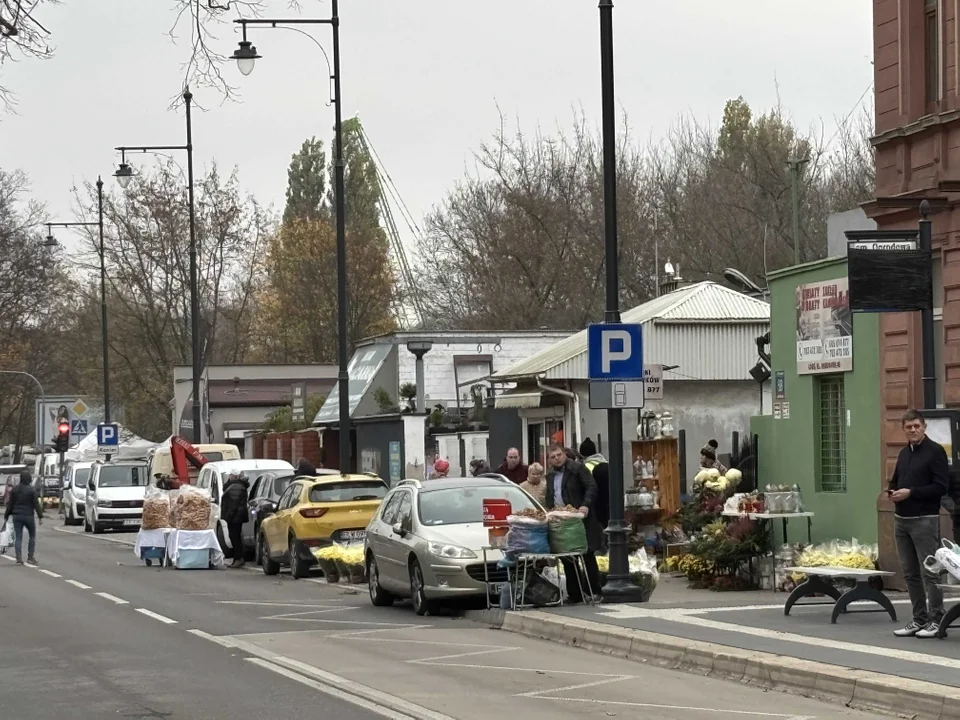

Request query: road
[{"left": 0, "top": 523, "right": 882, "bottom": 720}]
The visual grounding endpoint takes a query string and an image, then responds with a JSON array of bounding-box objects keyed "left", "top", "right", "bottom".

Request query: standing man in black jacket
[
  {"left": 221, "top": 473, "right": 250, "bottom": 568},
  {"left": 3, "top": 470, "right": 43, "bottom": 565},
  {"left": 890, "top": 409, "right": 950, "bottom": 638}
]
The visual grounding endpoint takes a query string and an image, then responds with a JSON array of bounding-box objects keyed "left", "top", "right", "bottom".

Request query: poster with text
[{"left": 796, "top": 277, "right": 853, "bottom": 375}]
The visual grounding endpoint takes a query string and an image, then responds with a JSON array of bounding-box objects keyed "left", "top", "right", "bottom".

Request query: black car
[{"left": 241, "top": 471, "right": 295, "bottom": 561}]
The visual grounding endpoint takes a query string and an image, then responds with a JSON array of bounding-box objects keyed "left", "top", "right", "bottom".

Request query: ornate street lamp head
[
  {"left": 114, "top": 162, "right": 134, "bottom": 189},
  {"left": 231, "top": 40, "right": 261, "bottom": 76}
]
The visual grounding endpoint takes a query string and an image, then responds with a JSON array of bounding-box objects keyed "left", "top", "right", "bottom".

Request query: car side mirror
[{"left": 391, "top": 522, "right": 406, "bottom": 537}]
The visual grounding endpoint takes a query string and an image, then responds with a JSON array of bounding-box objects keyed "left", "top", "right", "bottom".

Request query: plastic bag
[
  {"left": 547, "top": 516, "right": 588, "bottom": 554},
  {"left": 541, "top": 565, "right": 569, "bottom": 602},
  {"left": 506, "top": 514, "right": 547, "bottom": 527},
  {"left": 0, "top": 520, "right": 12, "bottom": 550},
  {"left": 174, "top": 484, "right": 212, "bottom": 530},
  {"left": 627, "top": 550, "right": 659, "bottom": 598},
  {"left": 142, "top": 485, "right": 171, "bottom": 530},
  {"left": 506, "top": 523, "right": 550, "bottom": 554},
  {"left": 520, "top": 570, "right": 561, "bottom": 607}
]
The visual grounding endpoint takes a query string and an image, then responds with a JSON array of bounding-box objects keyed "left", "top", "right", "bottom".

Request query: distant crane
[{"left": 355, "top": 126, "right": 427, "bottom": 328}]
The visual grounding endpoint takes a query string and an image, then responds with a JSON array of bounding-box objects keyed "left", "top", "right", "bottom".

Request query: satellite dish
[{"left": 664, "top": 262, "right": 675, "bottom": 276}]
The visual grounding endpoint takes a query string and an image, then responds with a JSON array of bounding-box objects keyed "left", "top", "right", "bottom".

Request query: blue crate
[
  {"left": 140, "top": 546, "right": 165, "bottom": 561},
  {"left": 175, "top": 548, "right": 211, "bottom": 570}
]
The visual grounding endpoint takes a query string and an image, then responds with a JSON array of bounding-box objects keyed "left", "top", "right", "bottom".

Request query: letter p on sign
[
  {"left": 601, "top": 330, "right": 631, "bottom": 373},
  {"left": 587, "top": 323, "right": 644, "bottom": 381}
]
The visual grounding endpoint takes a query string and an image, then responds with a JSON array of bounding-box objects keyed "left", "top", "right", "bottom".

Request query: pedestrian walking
[
  {"left": 495, "top": 448, "right": 527, "bottom": 484},
  {"left": 890, "top": 409, "right": 950, "bottom": 638},
  {"left": 544, "top": 443, "right": 602, "bottom": 603},
  {"left": 519, "top": 462, "right": 546, "bottom": 505},
  {"left": 3, "top": 470, "right": 43, "bottom": 565},
  {"left": 469, "top": 458, "right": 493, "bottom": 477},
  {"left": 221, "top": 472, "right": 250, "bottom": 568},
  {"left": 579, "top": 438, "right": 610, "bottom": 550}
]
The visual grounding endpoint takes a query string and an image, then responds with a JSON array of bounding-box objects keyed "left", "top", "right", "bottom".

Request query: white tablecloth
[
  {"left": 165, "top": 529, "right": 225, "bottom": 568},
  {"left": 135, "top": 528, "right": 172, "bottom": 558}
]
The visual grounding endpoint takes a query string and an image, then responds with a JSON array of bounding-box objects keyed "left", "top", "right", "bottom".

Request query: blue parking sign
[{"left": 587, "top": 323, "right": 643, "bottom": 381}]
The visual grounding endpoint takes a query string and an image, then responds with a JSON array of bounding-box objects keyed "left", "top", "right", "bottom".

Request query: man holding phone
[{"left": 890, "top": 409, "right": 950, "bottom": 638}]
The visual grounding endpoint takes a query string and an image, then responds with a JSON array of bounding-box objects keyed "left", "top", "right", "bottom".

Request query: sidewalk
[{"left": 463, "top": 576, "right": 960, "bottom": 720}]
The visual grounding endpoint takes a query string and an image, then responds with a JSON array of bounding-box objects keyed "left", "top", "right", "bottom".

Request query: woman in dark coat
[{"left": 221, "top": 473, "right": 250, "bottom": 567}]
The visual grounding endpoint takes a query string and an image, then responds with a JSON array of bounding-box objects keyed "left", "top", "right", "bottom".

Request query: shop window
[
  {"left": 926, "top": 0, "right": 941, "bottom": 106},
  {"left": 526, "top": 419, "right": 564, "bottom": 465},
  {"left": 817, "top": 375, "right": 847, "bottom": 493}
]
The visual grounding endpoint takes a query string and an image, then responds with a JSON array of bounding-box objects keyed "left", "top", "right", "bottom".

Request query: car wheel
[
  {"left": 289, "top": 535, "right": 309, "bottom": 579},
  {"left": 368, "top": 554, "right": 394, "bottom": 607},
  {"left": 260, "top": 533, "right": 280, "bottom": 576},
  {"left": 409, "top": 558, "right": 437, "bottom": 616}
]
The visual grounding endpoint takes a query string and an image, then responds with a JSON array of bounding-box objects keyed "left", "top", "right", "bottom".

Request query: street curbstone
[{"left": 463, "top": 608, "right": 960, "bottom": 717}]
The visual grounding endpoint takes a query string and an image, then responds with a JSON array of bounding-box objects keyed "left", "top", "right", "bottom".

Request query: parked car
[
  {"left": 241, "top": 470, "right": 295, "bottom": 561},
  {"left": 84, "top": 460, "right": 149, "bottom": 533},
  {"left": 259, "top": 474, "right": 389, "bottom": 579},
  {"left": 60, "top": 461, "right": 93, "bottom": 526},
  {"left": 364, "top": 476, "right": 543, "bottom": 615},
  {"left": 193, "top": 458, "right": 294, "bottom": 554},
  {"left": 0, "top": 464, "right": 26, "bottom": 505}
]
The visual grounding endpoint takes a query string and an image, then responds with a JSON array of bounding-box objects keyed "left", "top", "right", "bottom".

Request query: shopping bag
[{"left": 0, "top": 521, "right": 13, "bottom": 553}]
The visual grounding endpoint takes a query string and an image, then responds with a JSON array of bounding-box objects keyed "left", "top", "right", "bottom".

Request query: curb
[{"left": 463, "top": 608, "right": 960, "bottom": 720}]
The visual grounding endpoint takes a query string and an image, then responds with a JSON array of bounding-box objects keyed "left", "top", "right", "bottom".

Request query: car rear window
[
  {"left": 418, "top": 485, "right": 538, "bottom": 526},
  {"left": 308, "top": 481, "right": 387, "bottom": 503},
  {"left": 202, "top": 452, "right": 224, "bottom": 462}
]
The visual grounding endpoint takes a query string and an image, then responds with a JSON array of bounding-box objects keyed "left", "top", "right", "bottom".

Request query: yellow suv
[{"left": 259, "top": 474, "right": 388, "bottom": 578}]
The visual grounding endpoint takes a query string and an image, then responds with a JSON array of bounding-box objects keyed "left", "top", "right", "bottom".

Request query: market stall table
[
  {"left": 481, "top": 548, "right": 595, "bottom": 610},
  {"left": 134, "top": 528, "right": 171, "bottom": 566},
  {"left": 165, "top": 528, "right": 225, "bottom": 569},
  {"left": 782, "top": 566, "right": 896, "bottom": 624}
]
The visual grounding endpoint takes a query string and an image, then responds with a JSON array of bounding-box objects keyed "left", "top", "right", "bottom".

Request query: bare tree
[{"left": 0, "top": 0, "right": 56, "bottom": 111}]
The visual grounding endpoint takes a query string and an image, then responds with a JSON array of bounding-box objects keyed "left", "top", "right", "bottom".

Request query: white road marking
[
  {"left": 136, "top": 608, "right": 177, "bottom": 624},
  {"left": 537, "top": 696, "right": 810, "bottom": 718},
  {"left": 65, "top": 579, "right": 91, "bottom": 589},
  {"left": 516, "top": 675, "right": 632, "bottom": 698},
  {"left": 37, "top": 569, "right": 61, "bottom": 577},
  {"left": 599, "top": 599, "right": 912, "bottom": 618},
  {"left": 246, "top": 658, "right": 437, "bottom": 720},
  {"left": 261, "top": 607, "right": 361, "bottom": 620},
  {"left": 95, "top": 592, "right": 128, "bottom": 605},
  {"left": 217, "top": 600, "right": 344, "bottom": 608},
  {"left": 0, "top": 553, "right": 13, "bottom": 561},
  {"left": 53, "top": 525, "right": 136, "bottom": 547},
  {"left": 186, "top": 629, "right": 237, "bottom": 648},
  {"left": 257, "top": 616, "right": 411, "bottom": 627}
]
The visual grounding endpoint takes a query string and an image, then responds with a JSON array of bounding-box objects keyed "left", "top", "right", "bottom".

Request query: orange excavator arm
[{"left": 170, "top": 436, "right": 208, "bottom": 484}]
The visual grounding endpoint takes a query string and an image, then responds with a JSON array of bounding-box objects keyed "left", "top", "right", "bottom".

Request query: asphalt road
[{"left": 0, "top": 523, "right": 881, "bottom": 720}]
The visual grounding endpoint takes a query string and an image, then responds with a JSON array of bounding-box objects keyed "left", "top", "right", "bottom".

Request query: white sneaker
[
  {"left": 894, "top": 620, "right": 923, "bottom": 637},
  {"left": 915, "top": 620, "right": 941, "bottom": 639}
]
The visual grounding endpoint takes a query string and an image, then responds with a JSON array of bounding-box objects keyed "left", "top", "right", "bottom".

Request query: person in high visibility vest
[{"left": 579, "top": 438, "right": 610, "bottom": 544}]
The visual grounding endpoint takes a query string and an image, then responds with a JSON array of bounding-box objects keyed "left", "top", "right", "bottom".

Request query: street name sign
[
  {"left": 587, "top": 323, "right": 645, "bottom": 409},
  {"left": 848, "top": 240, "right": 918, "bottom": 251},
  {"left": 97, "top": 422, "right": 119, "bottom": 455},
  {"left": 643, "top": 364, "right": 663, "bottom": 401}
]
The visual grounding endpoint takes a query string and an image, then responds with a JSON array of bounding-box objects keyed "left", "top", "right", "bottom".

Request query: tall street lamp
[
  {"left": 230, "top": 4, "right": 351, "bottom": 475},
  {"left": 597, "top": 0, "right": 644, "bottom": 603},
  {"left": 45, "top": 177, "right": 111, "bottom": 424},
  {"left": 114, "top": 87, "right": 201, "bottom": 444}
]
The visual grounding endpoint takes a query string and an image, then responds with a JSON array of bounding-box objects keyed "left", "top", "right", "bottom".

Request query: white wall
[
  {"left": 396, "top": 334, "right": 568, "bottom": 410},
  {"left": 573, "top": 379, "right": 760, "bottom": 490}
]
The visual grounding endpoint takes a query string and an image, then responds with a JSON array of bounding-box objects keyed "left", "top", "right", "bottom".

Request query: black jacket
[
  {"left": 4, "top": 482, "right": 42, "bottom": 520},
  {"left": 889, "top": 436, "right": 950, "bottom": 517},
  {"left": 221, "top": 477, "right": 250, "bottom": 525},
  {"left": 544, "top": 458, "right": 604, "bottom": 552}
]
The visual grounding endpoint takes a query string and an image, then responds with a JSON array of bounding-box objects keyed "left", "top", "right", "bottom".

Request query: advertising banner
[{"left": 796, "top": 277, "right": 853, "bottom": 375}]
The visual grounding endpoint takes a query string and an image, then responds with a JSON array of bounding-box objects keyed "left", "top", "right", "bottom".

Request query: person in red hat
[{"left": 432, "top": 457, "right": 450, "bottom": 479}]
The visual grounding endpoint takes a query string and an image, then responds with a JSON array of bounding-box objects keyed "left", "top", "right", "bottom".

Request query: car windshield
[
  {"left": 98, "top": 465, "right": 146, "bottom": 488},
  {"left": 2, "top": 473, "right": 16, "bottom": 486},
  {"left": 418, "top": 485, "right": 538, "bottom": 526},
  {"left": 73, "top": 469, "right": 90, "bottom": 487},
  {"left": 308, "top": 481, "right": 387, "bottom": 503}
]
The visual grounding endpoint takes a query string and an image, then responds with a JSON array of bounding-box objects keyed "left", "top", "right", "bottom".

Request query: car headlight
[
  {"left": 97, "top": 500, "right": 113, "bottom": 508},
  {"left": 427, "top": 542, "right": 477, "bottom": 559}
]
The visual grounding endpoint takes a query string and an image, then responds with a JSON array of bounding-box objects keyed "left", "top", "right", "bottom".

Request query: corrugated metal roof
[{"left": 493, "top": 282, "right": 770, "bottom": 381}]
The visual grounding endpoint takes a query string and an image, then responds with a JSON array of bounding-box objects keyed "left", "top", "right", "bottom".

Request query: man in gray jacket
[{"left": 3, "top": 470, "right": 43, "bottom": 565}]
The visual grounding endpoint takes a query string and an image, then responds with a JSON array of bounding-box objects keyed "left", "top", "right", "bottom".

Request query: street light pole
[
  {"left": 597, "top": 0, "right": 642, "bottom": 602},
  {"left": 46, "top": 177, "right": 110, "bottom": 424},
  {"left": 787, "top": 158, "right": 807, "bottom": 266},
  {"left": 920, "top": 199, "right": 937, "bottom": 409},
  {"left": 114, "top": 87, "right": 201, "bottom": 443},
  {"left": 231, "top": 6, "right": 352, "bottom": 475}
]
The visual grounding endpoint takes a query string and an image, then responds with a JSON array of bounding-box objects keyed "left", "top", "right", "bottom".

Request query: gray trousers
[{"left": 895, "top": 515, "right": 944, "bottom": 624}]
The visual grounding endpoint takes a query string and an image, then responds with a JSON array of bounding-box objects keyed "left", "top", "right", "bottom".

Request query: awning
[{"left": 494, "top": 390, "right": 544, "bottom": 409}]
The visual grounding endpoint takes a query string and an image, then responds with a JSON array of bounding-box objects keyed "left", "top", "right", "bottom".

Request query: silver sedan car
[{"left": 364, "top": 475, "right": 543, "bottom": 615}]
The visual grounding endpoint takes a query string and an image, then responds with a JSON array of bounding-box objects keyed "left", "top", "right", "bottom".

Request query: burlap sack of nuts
[
  {"left": 141, "top": 488, "right": 171, "bottom": 530},
  {"left": 174, "top": 486, "right": 211, "bottom": 531}
]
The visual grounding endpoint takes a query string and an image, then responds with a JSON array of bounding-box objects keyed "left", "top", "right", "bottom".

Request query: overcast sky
[{"left": 2, "top": 0, "right": 873, "bottom": 256}]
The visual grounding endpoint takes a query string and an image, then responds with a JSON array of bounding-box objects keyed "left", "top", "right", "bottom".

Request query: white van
[
  {"left": 148, "top": 442, "right": 240, "bottom": 484},
  {"left": 195, "top": 458, "right": 294, "bottom": 551},
  {"left": 61, "top": 460, "right": 93, "bottom": 526},
  {"left": 83, "top": 460, "right": 149, "bottom": 534}
]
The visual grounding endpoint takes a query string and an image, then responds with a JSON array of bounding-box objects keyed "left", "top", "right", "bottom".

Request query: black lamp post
[
  {"left": 45, "top": 177, "right": 111, "bottom": 424},
  {"left": 114, "top": 87, "right": 201, "bottom": 444},
  {"left": 597, "top": 0, "right": 644, "bottom": 603},
  {"left": 230, "top": 3, "right": 351, "bottom": 475}
]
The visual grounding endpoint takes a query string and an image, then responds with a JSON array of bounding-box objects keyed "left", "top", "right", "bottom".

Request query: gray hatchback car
[{"left": 364, "top": 475, "right": 543, "bottom": 615}]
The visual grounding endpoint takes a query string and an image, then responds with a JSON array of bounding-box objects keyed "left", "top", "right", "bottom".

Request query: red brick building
[{"left": 868, "top": 0, "right": 955, "bottom": 570}]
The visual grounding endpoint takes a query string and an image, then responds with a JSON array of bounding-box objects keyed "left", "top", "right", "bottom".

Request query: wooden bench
[{"left": 782, "top": 566, "right": 897, "bottom": 624}]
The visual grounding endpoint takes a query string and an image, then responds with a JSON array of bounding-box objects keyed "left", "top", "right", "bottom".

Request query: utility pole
[
  {"left": 920, "top": 200, "right": 937, "bottom": 408},
  {"left": 787, "top": 158, "right": 807, "bottom": 265}
]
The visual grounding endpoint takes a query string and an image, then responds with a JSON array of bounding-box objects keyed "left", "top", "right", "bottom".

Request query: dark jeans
[
  {"left": 12, "top": 515, "right": 35, "bottom": 559},
  {"left": 895, "top": 515, "right": 944, "bottom": 624},
  {"left": 227, "top": 522, "right": 244, "bottom": 559},
  {"left": 560, "top": 552, "right": 601, "bottom": 603}
]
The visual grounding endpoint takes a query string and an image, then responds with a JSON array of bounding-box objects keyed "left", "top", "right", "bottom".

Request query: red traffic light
[{"left": 57, "top": 422, "right": 70, "bottom": 435}]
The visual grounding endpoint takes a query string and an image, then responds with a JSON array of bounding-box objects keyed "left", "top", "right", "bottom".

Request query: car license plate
[
  {"left": 44, "top": 478, "right": 59, "bottom": 487},
  {"left": 123, "top": 519, "right": 140, "bottom": 526},
  {"left": 339, "top": 530, "right": 366, "bottom": 542}
]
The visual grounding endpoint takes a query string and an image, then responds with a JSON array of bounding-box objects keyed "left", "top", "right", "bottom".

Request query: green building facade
[{"left": 751, "top": 257, "right": 882, "bottom": 545}]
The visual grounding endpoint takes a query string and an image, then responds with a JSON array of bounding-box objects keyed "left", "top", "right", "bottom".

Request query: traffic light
[{"left": 53, "top": 421, "right": 70, "bottom": 453}]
